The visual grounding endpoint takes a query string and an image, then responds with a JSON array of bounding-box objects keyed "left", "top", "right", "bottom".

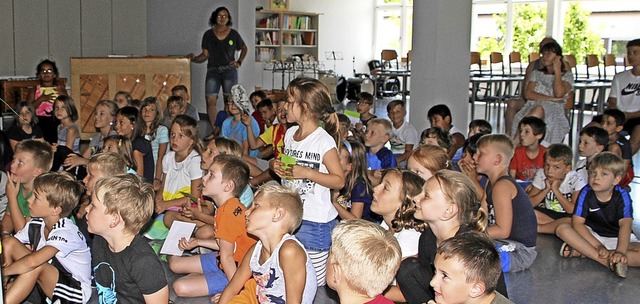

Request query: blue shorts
[
  {"left": 200, "top": 253, "right": 229, "bottom": 295},
  {"left": 295, "top": 219, "right": 337, "bottom": 252},
  {"left": 205, "top": 66, "right": 237, "bottom": 96}
]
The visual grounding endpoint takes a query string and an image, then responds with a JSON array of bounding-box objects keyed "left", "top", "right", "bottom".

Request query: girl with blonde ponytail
[{"left": 396, "top": 170, "right": 508, "bottom": 303}]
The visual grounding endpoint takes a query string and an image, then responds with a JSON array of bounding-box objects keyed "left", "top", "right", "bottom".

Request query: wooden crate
[{"left": 70, "top": 57, "right": 190, "bottom": 138}]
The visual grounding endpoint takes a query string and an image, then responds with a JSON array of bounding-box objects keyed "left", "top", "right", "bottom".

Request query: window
[{"left": 375, "top": 0, "right": 412, "bottom": 61}]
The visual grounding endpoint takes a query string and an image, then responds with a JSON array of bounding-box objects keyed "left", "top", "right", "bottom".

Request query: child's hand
[
  {"left": 240, "top": 113, "right": 252, "bottom": 126},
  {"left": 597, "top": 245, "right": 612, "bottom": 259},
  {"left": 459, "top": 159, "right": 477, "bottom": 179},
  {"left": 152, "top": 179, "right": 162, "bottom": 191},
  {"left": 610, "top": 251, "right": 628, "bottom": 267},
  {"left": 270, "top": 159, "right": 289, "bottom": 178},
  {"left": 154, "top": 201, "right": 168, "bottom": 214},
  {"left": 373, "top": 169, "right": 384, "bottom": 180},
  {"left": 6, "top": 172, "right": 18, "bottom": 199},
  {"left": 63, "top": 154, "right": 84, "bottom": 169},
  {"left": 551, "top": 179, "right": 562, "bottom": 191},
  {"left": 181, "top": 205, "right": 201, "bottom": 220},
  {"left": 178, "top": 237, "right": 198, "bottom": 251},
  {"left": 523, "top": 168, "right": 537, "bottom": 181},
  {"left": 211, "top": 293, "right": 222, "bottom": 303},
  {"left": 290, "top": 164, "right": 310, "bottom": 179}
]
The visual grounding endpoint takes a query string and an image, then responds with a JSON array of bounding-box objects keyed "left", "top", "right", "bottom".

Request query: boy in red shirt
[{"left": 510, "top": 116, "right": 547, "bottom": 182}]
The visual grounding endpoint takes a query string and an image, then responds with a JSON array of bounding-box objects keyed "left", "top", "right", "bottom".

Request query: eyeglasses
[
  {"left": 217, "top": 15, "right": 229, "bottom": 19},
  {"left": 357, "top": 101, "right": 372, "bottom": 105},
  {"left": 40, "top": 69, "right": 54, "bottom": 74}
]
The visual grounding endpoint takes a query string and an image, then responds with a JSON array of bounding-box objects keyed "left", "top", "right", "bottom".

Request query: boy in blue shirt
[{"left": 556, "top": 152, "right": 639, "bottom": 278}]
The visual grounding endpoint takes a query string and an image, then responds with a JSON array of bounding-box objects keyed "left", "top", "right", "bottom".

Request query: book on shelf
[
  {"left": 258, "top": 15, "right": 279, "bottom": 29},
  {"left": 303, "top": 32, "right": 315, "bottom": 45},
  {"left": 284, "top": 15, "right": 312, "bottom": 30}
]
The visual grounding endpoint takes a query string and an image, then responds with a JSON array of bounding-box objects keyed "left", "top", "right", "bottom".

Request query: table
[
  {"left": 469, "top": 75, "right": 524, "bottom": 129},
  {"left": 378, "top": 70, "right": 411, "bottom": 104}
]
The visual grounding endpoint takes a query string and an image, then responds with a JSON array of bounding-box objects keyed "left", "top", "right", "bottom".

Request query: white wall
[
  {"left": 249, "top": 0, "right": 376, "bottom": 90},
  {"left": 147, "top": 0, "right": 375, "bottom": 111},
  {"left": 0, "top": 0, "right": 146, "bottom": 80},
  {"left": 146, "top": 0, "right": 239, "bottom": 113}
]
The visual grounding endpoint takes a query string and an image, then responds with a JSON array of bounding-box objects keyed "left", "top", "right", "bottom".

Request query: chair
[
  {"left": 489, "top": 52, "right": 505, "bottom": 76},
  {"left": 602, "top": 54, "right": 618, "bottom": 81},
  {"left": 529, "top": 52, "right": 540, "bottom": 63},
  {"left": 470, "top": 52, "right": 483, "bottom": 76},
  {"left": 509, "top": 52, "right": 524, "bottom": 76},
  {"left": 381, "top": 49, "right": 399, "bottom": 70},
  {"left": 584, "top": 54, "right": 602, "bottom": 82},
  {"left": 564, "top": 54, "right": 578, "bottom": 78}
]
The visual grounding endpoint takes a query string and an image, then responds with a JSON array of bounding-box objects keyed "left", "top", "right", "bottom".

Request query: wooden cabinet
[
  {"left": 70, "top": 57, "right": 190, "bottom": 138},
  {"left": 255, "top": 10, "right": 319, "bottom": 62}
]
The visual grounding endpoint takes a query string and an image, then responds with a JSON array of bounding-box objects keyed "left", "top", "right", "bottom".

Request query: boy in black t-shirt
[
  {"left": 85, "top": 174, "right": 169, "bottom": 302},
  {"left": 556, "top": 152, "right": 639, "bottom": 278}
]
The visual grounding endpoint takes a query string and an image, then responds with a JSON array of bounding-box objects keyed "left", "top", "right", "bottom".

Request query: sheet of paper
[{"left": 160, "top": 220, "right": 196, "bottom": 256}]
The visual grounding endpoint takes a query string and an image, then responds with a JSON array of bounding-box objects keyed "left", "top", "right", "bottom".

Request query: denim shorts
[
  {"left": 295, "top": 219, "right": 338, "bottom": 252},
  {"left": 200, "top": 253, "right": 229, "bottom": 295},
  {"left": 205, "top": 66, "right": 237, "bottom": 96}
]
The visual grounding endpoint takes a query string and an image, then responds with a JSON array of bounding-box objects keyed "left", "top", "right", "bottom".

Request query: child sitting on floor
[
  {"left": 528, "top": 144, "right": 586, "bottom": 234},
  {"left": 428, "top": 104, "right": 465, "bottom": 159},
  {"left": 510, "top": 116, "right": 547, "bottom": 182},
  {"left": 364, "top": 118, "right": 396, "bottom": 184},
  {"left": 218, "top": 185, "right": 317, "bottom": 303},
  {"left": 327, "top": 219, "right": 402, "bottom": 304},
  {"left": 556, "top": 152, "right": 639, "bottom": 278},
  {"left": 600, "top": 109, "right": 635, "bottom": 189},
  {"left": 3, "top": 172, "right": 91, "bottom": 303},
  {"left": 2, "top": 140, "right": 53, "bottom": 234},
  {"left": 476, "top": 134, "right": 538, "bottom": 273},
  {"left": 169, "top": 154, "right": 257, "bottom": 299},
  {"left": 429, "top": 232, "right": 513, "bottom": 304},
  {"left": 86, "top": 174, "right": 169, "bottom": 302},
  {"left": 575, "top": 126, "right": 608, "bottom": 182}
]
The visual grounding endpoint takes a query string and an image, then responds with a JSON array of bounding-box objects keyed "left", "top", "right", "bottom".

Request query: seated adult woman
[{"left": 511, "top": 41, "right": 573, "bottom": 144}]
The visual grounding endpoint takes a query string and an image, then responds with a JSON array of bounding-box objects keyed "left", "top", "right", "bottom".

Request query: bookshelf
[{"left": 255, "top": 10, "right": 319, "bottom": 62}]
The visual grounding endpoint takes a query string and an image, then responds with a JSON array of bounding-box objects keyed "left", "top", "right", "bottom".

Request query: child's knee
[
  {"left": 554, "top": 222, "right": 572, "bottom": 236},
  {"left": 172, "top": 280, "right": 190, "bottom": 297}
]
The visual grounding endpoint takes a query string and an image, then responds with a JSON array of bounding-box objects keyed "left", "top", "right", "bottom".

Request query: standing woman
[{"left": 187, "top": 6, "right": 248, "bottom": 127}]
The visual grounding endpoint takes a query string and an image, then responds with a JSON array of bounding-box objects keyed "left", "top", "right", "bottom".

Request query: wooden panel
[
  {"left": 150, "top": 74, "right": 186, "bottom": 110},
  {"left": 116, "top": 74, "right": 146, "bottom": 99},
  {"left": 81, "top": 1, "right": 112, "bottom": 56},
  {"left": 0, "top": 0, "right": 15, "bottom": 75},
  {"left": 0, "top": 78, "right": 67, "bottom": 112},
  {"left": 111, "top": 0, "right": 146, "bottom": 55},
  {"left": 48, "top": 0, "right": 81, "bottom": 79},
  {"left": 14, "top": 0, "right": 49, "bottom": 76},
  {"left": 71, "top": 57, "right": 190, "bottom": 138},
  {"left": 79, "top": 75, "right": 109, "bottom": 134}
]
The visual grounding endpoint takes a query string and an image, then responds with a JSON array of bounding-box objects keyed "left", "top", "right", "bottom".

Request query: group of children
[{"left": 0, "top": 52, "right": 638, "bottom": 304}]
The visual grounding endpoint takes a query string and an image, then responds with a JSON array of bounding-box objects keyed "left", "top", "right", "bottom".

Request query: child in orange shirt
[
  {"left": 510, "top": 116, "right": 547, "bottom": 182},
  {"left": 169, "top": 154, "right": 257, "bottom": 300}
]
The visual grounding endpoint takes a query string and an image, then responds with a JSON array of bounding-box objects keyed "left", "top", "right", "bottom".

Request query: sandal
[
  {"left": 559, "top": 242, "right": 583, "bottom": 258},
  {"left": 612, "top": 262, "right": 628, "bottom": 278}
]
